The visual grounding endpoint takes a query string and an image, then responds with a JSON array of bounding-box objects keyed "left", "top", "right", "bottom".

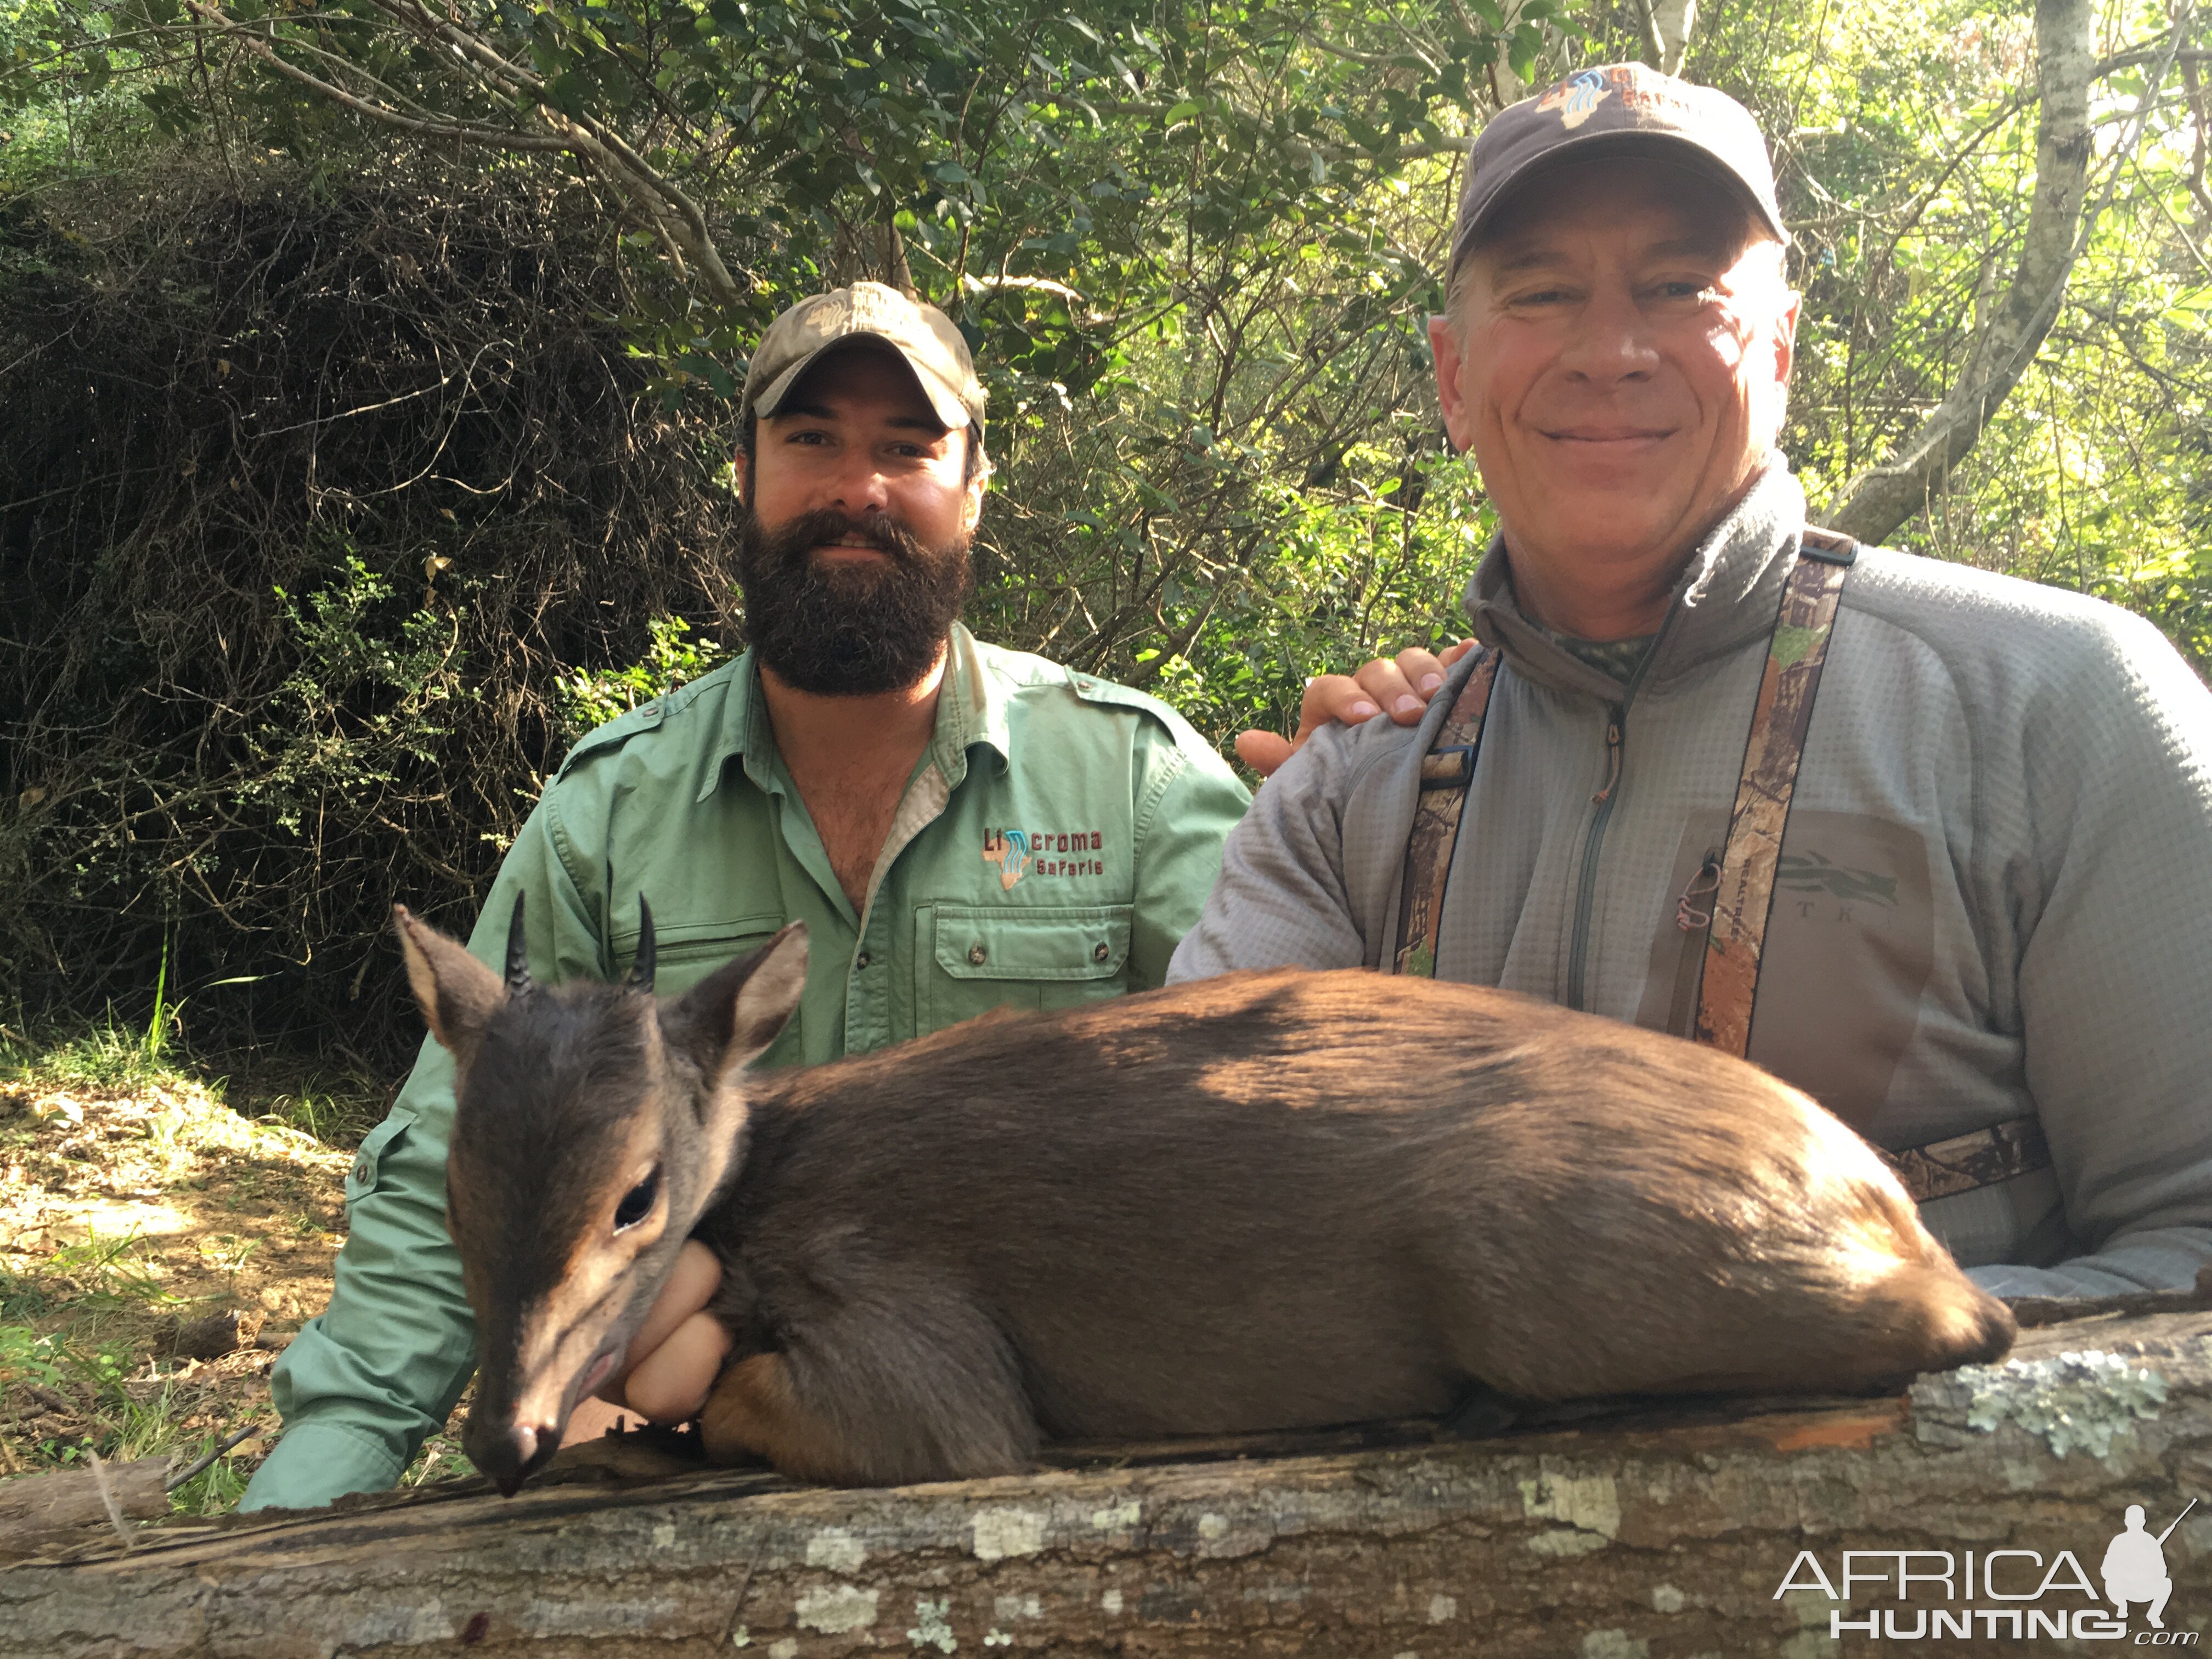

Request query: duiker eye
[{"left": 614, "top": 1170, "right": 660, "bottom": 1232}]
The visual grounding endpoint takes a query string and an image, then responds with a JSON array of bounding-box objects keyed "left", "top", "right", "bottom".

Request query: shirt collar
[
  {"left": 702, "top": 621, "right": 1009, "bottom": 803},
  {"left": 1461, "top": 460, "right": 1808, "bottom": 701},
  {"left": 935, "top": 622, "right": 1013, "bottom": 776}
]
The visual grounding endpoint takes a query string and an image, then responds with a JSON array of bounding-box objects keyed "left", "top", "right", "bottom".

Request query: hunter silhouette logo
[
  {"left": 1775, "top": 1498, "right": 2199, "bottom": 1642},
  {"left": 2107, "top": 1501, "right": 2193, "bottom": 1630}
]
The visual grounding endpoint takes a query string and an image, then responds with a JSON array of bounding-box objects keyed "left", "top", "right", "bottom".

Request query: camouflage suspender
[
  {"left": 1390, "top": 649, "right": 1500, "bottom": 977},
  {"left": 1692, "top": 527, "right": 1856, "bottom": 1057},
  {"left": 1387, "top": 526, "right": 2051, "bottom": 1205},
  {"left": 1387, "top": 539, "right": 1851, "bottom": 995}
]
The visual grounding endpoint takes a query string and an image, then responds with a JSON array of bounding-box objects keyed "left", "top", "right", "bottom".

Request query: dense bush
[{"left": 0, "top": 157, "right": 745, "bottom": 1064}]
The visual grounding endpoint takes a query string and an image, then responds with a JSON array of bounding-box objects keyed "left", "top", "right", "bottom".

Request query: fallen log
[
  {"left": 0, "top": 1458, "right": 167, "bottom": 1564},
  {"left": 6, "top": 1306, "right": 2211, "bottom": 1657}
]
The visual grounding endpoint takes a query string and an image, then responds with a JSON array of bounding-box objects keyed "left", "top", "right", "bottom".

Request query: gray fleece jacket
[{"left": 1169, "top": 464, "right": 2212, "bottom": 1299}]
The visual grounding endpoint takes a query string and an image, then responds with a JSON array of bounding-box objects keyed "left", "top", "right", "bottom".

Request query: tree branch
[
  {"left": 1827, "top": 0, "right": 2180, "bottom": 546},
  {"left": 179, "top": 1, "right": 571, "bottom": 153},
  {"left": 1634, "top": 0, "right": 1699, "bottom": 75},
  {"left": 187, "top": 0, "right": 747, "bottom": 313}
]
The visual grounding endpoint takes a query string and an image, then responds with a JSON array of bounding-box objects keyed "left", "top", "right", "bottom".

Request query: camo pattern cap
[{"left": 742, "top": 280, "right": 986, "bottom": 437}]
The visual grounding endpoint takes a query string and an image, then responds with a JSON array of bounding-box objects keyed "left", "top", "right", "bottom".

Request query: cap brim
[
  {"left": 1453, "top": 131, "right": 1788, "bottom": 269},
  {"left": 749, "top": 334, "right": 975, "bottom": 433}
]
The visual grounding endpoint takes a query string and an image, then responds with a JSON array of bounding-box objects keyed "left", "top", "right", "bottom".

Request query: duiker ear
[
  {"left": 393, "top": 904, "right": 508, "bottom": 1056},
  {"left": 661, "top": 922, "right": 809, "bottom": 1083}
]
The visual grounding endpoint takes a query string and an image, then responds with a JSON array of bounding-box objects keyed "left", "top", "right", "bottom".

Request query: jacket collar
[
  {"left": 708, "top": 621, "right": 1007, "bottom": 802},
  {"left": 1461, "top": 461, "right": 1809, "bottom": 703}
]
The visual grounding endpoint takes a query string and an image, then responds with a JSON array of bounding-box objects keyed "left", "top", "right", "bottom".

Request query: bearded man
[
  {"left": 1177, "top": 65, "right": 2212, "bottom": 1300},
  {"left": 244, "top": 283, "right": 1249, "bottom": 1511}
]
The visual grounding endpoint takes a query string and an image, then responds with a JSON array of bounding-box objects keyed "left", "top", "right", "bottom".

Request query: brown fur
[
  {"left": 398, "top": 910, "right": 2014, "bottom": 1493},
  {"left": 696, "top": 1353, "right": 867, "bottom": 1484}
]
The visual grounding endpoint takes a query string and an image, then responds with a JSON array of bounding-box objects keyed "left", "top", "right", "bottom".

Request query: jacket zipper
[
  {"left": 1561, "top": 606, "right": 1681, "bottom": 1013},
  {"left": 1565, "top": 709, "right": 1625, "bottom": 1010}
]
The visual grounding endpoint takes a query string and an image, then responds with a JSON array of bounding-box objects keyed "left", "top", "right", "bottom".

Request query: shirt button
[
  {"left": 353, "top": 1161, "right": 370, "bottom": 1183},
  {"left": 855, "top": 951, "right": 871, "bottom": 969},
  {"left": 1092, "top": 941, "right": 1110, "bottom": 962},
  {"left": 968, "top": 944, "right": 988, "bottom": 966}
]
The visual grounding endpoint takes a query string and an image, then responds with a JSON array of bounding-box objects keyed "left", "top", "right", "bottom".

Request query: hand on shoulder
[{"left": 1234, "top": 640, "right": 1479, "bottom": 777}]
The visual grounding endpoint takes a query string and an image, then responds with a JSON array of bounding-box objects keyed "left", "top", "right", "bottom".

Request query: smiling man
[
  {"left": 242, "top": 283, "right": 1249, "bottom": 1511},
  {"left": 1176, "top": 65, "right": 2212, "bottom": 1300}
]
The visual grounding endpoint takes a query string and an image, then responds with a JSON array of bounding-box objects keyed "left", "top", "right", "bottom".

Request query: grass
[
  {"left": 0, "top": 1019, "right": 197, "bottom": 1096},
  {"left": 0, "top": 1017, "right": 393, "bottom": 1519},
  {"left": 0, "top": 1015, "right": 388, "bottom": 1147}
]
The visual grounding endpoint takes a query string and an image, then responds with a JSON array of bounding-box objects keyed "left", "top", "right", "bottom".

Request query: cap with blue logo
[{"left": 1452, "top": 65, "right": 1787, "bottom": 270}]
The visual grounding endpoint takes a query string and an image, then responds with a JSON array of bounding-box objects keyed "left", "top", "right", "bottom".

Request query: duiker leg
[
  {"left": 699, "top": 1291, "right": 1037, "bottom": 1486},
  {"left": 698, "top": 1354, "right": 827, "bottom": 1471}
]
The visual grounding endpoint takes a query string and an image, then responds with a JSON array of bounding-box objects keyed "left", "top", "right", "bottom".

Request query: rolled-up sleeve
[{"left": 1125, "top": 738, "right": 1250, "bottom": 990}]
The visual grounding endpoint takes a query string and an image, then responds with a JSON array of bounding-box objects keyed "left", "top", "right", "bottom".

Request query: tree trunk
[
  {"left": 8, "top": 1304, "right": 2212, "bottom": 1656},
  {"left": 1635, "top": 0, "right": 1699, "bottom": 76},
  {"left": 1826, "top": 0, "right": 2095, "bottom": 548}
]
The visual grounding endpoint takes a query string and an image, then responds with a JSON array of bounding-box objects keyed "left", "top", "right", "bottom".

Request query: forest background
[{"left": 2, "top": 0, "right": 2209, "bottom": 1079}]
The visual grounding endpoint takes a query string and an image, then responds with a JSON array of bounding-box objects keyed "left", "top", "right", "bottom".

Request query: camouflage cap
[
  {"left": 742, "top": 281, "right": 985, "bottom": 436},
  {"left": 1451, "top": 64, "right": 1787, "bottom": 272}
]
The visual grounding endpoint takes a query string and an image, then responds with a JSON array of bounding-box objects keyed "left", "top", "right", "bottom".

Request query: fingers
[
  {"left": 1354, "top": 646, "right": 1463, "bottom": 725},
  {"left": 1233, "top": 644, "right": 1476, "bottom": 781},
  {"left": 1297, "top": 672, "right": 1381, "bottom": 735},
  {"left": 620, "top": 1310, "right": 734, "bottom": 1424},
  {"left": 1234, "top": 729, "right": 1295, "bottom": 778},
  {"left": 1349, "top": 657, "right": 1419, "bottom": 721},
  {"left": 600, "top": 1239, "right": 721, "bottom": 1403},
  {"left": 1234, "top": 674, "right": 1384, "bottom": 781},
  {"left": 1393, "top": 647, "right": 1451, "bottom": 703}
]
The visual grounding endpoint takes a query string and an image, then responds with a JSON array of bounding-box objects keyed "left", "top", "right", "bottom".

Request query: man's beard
[{"left": 735, "top": 506, "right": 974, "bottom": 695}]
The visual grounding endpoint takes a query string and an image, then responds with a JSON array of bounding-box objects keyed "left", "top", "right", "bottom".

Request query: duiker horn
[
  {"left": 503, "top": 894, "right": 531, "bottom": 997},
  {"left": 625, "top": 896, "right": 656, "bottom": 994}
]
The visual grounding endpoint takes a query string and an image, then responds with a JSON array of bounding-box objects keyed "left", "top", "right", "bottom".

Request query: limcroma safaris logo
[{"left": 1775, "top": 1500, "right": 2200, "bottom": 1643}]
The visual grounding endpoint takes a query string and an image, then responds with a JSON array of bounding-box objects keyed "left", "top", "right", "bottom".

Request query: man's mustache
[{"left": 762, "top": 509, "right": 924, "bottom": 567}]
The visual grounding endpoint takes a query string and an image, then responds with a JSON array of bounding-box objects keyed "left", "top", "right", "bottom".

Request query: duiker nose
[{"left": 484, "top": 1422, "right": 545, "bottom": 1497}]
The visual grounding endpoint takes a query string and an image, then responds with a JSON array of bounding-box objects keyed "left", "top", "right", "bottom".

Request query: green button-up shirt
[{"left": 242, "top": 625, "right": 1249, "bottom": 1511}]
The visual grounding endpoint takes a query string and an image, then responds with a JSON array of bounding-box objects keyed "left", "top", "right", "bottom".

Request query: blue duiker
[{"left": 393, "top": 898, "right": 2013, "bottom": 1494}]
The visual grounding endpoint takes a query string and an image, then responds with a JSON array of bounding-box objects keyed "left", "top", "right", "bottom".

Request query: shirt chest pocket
[
  {"left": 917, "top": 902, "right": 1133, "bottom": 1030},
  {"left": 636, "top": 918, "right": 799, "bottom": 1065}
]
